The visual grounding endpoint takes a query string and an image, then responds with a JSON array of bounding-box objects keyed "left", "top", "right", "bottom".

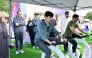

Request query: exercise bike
[{"left": 41, "top": 34, "right": 92, "bottom": 58}]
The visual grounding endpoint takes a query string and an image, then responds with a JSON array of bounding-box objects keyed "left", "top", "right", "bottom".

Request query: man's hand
[
  {"left": 63, "top": 38, "right": 67, "bottom": 42},
  {"left": 16, "top": 23, "right": 19, "bottom": 26},
  {"left": 26, "top": 32, "right": 29, "bottom": 35},
  {"left": 58, "top": 34, "right": 63, "bottom": 39},
  {"left": 52, "top": 41, "right": 56, "bottom": 43},
  {"left": 78, "top": 35, "right": 82, "bottom": 38},
  {"left": 86, "top": 33, "right": 90, "bottom": 36},
  {"left": 51, "top": 41, "right": 57, "bottom": 46}
]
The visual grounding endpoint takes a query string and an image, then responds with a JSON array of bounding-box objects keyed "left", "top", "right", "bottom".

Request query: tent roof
[{"left": 11, "top": 0, "right": 92, "bottom": 11}]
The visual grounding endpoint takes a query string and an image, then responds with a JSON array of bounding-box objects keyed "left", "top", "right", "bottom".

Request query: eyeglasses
[
  {"left": 47, "top": 26, "right": 49, "bottom": 32},
  {"left": 18, "top": 14, "right": 22, "bottom": 15}
]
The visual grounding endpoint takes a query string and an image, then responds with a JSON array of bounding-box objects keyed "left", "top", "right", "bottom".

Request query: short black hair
[
  {"left": 72, "top": 14, "right": 79, "bottom": 18},
  {"left": 65, "top": 11, "right": 69, "bottom": 15},
  {"left": 45, "top": 11, "right": 53, "bottom": 17}
]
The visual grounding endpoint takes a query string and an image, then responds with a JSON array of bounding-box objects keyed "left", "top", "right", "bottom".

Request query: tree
[
  {"left": 84, "top": 11, "right": 92, "bottom": 20},
  {"left": 0, "top": 0, "right": 13, "bottom": 14},
  {"left": 0, "top": 0, "right": 9, "bottom": 13}
]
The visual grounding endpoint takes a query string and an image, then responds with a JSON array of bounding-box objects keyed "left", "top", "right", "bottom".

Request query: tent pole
[
  {"left": 73, "top": 9, "right": 76, "bottom": 14},
  {"left": 8, "top": 0, "right": 11, "bottom": 58}
]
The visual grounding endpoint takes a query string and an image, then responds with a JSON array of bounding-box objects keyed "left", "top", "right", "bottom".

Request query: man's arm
[
  {"left": 77, "top": 27, "right": 87, "bottom": 34},
  {"left": 13, "top": 18, "right": 25, "bottom": 26},
  {"left": 70, "top": 26, "right": 82, "bottom": 37},
  {"left": 13, "top": 18, "right": 18, "bottom": 27},
  {"left": 32, "top": 19, "right": 37, "bottom": 26}
]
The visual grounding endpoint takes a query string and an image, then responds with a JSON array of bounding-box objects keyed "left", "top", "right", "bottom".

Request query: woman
[
  {"left": 27, "top": 17, "right": 34, "bottom": 49},
  {"left": 0, "top": 17, "right": 8, "bottom": 58}
]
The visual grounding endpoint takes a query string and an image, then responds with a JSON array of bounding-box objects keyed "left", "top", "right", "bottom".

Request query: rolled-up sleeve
[
  {"left": 51, "top": 25, "right": 60, "bottom": 36},
  {"left": 37, "top": 23, "right": 47, "bottom": 41}
]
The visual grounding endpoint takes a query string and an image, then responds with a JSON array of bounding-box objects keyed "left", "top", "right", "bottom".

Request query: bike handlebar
[
  {"left": 79, "top": 34, "right": 92, "bottom": 38},
  {"left": 50, "top": 34, "right": 92, "bottom": 46}
]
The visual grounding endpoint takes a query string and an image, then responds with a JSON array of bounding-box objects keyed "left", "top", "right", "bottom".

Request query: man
[
  {"left": 23, "top": 14, "right": 28, "bottom": 46},
  {"left": 32, "top": 13, "right": 41, "bottom": 49},
  {"left": 55, "top": 14, "right": 61, "bottom": 33},
  {"left": 34, "top": 11, "right": 67, "bottom": 58},
  {"left": 60, "top": 11, "right": 71, "bottom": 52},
  {"left": 60, "top": 11, "right": 70, "bottom": 35},
  {"left": 13, "top": 11, "right": 25, "bottom": 54},
  {"left": 64, "top": 14, "right": 88, "bottom": 58},
  {"left": 49, "top": 18, "right": 57, "bottom": 37}
]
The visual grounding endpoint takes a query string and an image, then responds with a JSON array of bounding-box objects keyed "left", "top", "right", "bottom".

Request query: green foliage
[
  {"left": 0, "top": 0, "right": 9, "bottom": 13},
  {"left": 84, "top": 11, "right": 92, "bottom": 20}
]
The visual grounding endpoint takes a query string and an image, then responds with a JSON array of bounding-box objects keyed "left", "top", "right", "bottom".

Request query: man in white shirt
[
  {"left": 60, "top": 11, "right": 71, "bottom": 53},
  {"left": 60, "top": 11, "right": 71, "bottom": 35},
  {"left": 23, "top": 14, "right": 28, "bottom": 46}
]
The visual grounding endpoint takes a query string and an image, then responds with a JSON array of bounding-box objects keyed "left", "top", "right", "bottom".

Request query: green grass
[{"left": 10, "top": 30, "right": 92, "bottom": 58}]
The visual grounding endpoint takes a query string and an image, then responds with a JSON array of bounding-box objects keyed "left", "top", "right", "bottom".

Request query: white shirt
[
  {"left": 60, "top": 16, "right": 71, "bottom": 34},
  {"left": 56, "top": 19, "right": 61, "bottom": 32}
]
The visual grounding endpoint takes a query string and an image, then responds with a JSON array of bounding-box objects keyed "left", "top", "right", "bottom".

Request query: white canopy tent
[
  {"left": 11, "top": 0, "right": 92, "bottom": 11},
  {"left": 8, "top": 0, "right": 92, "bottom": 58}
]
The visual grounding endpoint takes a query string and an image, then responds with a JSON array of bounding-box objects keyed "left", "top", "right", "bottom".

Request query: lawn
[{"left": 10, "top": 30, "right": 92, "bottom": 58}]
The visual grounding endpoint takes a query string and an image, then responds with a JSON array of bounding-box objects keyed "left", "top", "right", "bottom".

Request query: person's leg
[
  {"left": 14, "top": 33, "right": 19, "bottom": 51},
  {"left": 32, "top": 32, "right": 36, "bottom": 49},
  {"left": 14, "top": 32, "right": 20, "bottom": 54},
  {"left": 29, "top": 32, "right": 34, "bottom": 46},
  {"left": 48, "top": 37, "right": 63, "bottom": 44},
  {"left": 23, "top": 29, "right": 26, "bottom": 46},
  {"left": 48, "top": 37, "right": 68, "bottom": 52},
  {"left": 72, "top": 33, "right": 81, "bottom": 48},
  {"left": 69, "top": 39, "right": 77, "bottom": 53},
  {"left": 72, "top": 33, "right": 80, "bottom": 38},
  {"left": 19, "top": 32, "right": 23, "bottom": 50},
  {"left": 35, "top": 41, "right": 51, "bottom": 58}
]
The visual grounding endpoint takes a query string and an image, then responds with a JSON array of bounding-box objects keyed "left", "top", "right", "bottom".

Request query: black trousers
[
  {"left": 35, "top": 37, "right": 63, "bottom": 58},
  {"left": 64, "top": 33, "right": 80, "bottom": 53},
  {"left": 32, "top": 32, "right": 36, "bottom": 46},
  {"left": 14, "top": 32, "right": 23, "bottom": 51},
  {"left": 29, "top": 30, "right": 34, "bottom": 46}
]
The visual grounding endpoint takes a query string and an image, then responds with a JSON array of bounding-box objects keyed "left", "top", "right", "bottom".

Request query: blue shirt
[
  {"left": 34, "top": 19, "right": 60, "bottom": 43},
  {"left": 32, "top": 18, "right": 41, "bottom": 32}
]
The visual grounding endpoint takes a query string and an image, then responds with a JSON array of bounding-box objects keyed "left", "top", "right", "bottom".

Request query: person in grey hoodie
[
  {"left": 32, "top": 13, "right": 40, "bottom": 49},
  {"left": 13, "top": 11, "right": 25, "bottom": 54}
]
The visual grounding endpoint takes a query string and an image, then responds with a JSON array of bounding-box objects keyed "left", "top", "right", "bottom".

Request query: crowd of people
[{"left": 0, "top": 10, "right": 92, "bottom": 58}]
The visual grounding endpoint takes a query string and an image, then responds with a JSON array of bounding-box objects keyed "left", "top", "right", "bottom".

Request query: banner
[{"left": 12, "top": 2, "right": 19, "bottom": 19}]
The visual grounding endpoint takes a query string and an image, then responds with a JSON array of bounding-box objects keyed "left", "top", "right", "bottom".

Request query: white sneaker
[
  {"left": 19, "top": 49, "right": 24, "bottom": 53},
  {"left": 32, "top": 46, "right": 36, "bottom": 49},
  {"left": 16, "top": 50, "right": 19, "bottom": 54}
]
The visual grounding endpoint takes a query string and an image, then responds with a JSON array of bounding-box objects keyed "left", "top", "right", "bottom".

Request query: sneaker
[
  {"left": 32, "top": 46, "right": 35, "bottom": 49},
  {"left": 19, "top": 49, "right": 24, "bottom": 53},
  {"left": 22, "top": 44, "right": 27, "bottom": 46},
  {"left": 16, "top": 50, "right": 19, "bottom": 54}
]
